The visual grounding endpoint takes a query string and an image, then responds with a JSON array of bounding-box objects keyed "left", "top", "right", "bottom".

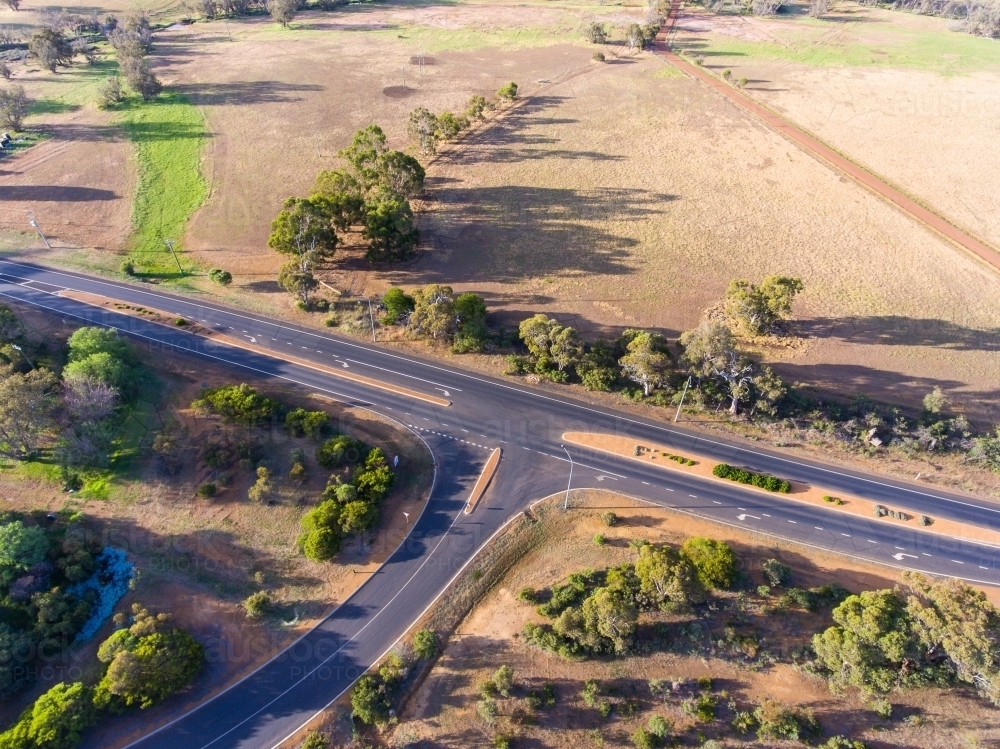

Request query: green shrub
[
  {"left": 412, "top": 628, "right": 438, "bottom": 659},
  {"left": 516, "top": 586, "right": 537, "bottom": 604},
  {"left": 93, "top": 604, "right": 204, "bottom": 711},
  {"left": 350, "top": 674, "right": 389, "bottom": 725},
  {"left": 681, "top": 692, "right": 716, "bottom": 722},
  {"left": 493, "top": 735, "right": 510, "bottom": 749},
  {"left": 630, "top": 727, "right": 655, "bottom": 749},
  {"left": 820, "top": 738, "right": 868, "bottom": 749},
  {"left": 477, "top": 696, "right": 498, "bottom": 723},
  {"left": 493, "top": 665, "right": 514, "bottom": 696},
  {"left": 120, "top": 259, "right": 135, "bottom": 276},
  {"left": 285, "top": 408, "right": 331, "bottom": 439},
  {"left": 192, "top": 384, "right": 279, "bottom": 426},
  {"left": 243, "top": 591, "right": 271, "bottom": 620},
  {"left": 315, "top": 435, "right": 365, "bottom": 469},
  {"left": 299, "top": 732, "right": 330, "bottom": 749},
  {"left": 581, "top": 679, "right": 599, "bottom": 707},
  {"left": 496, "top": 81, "right": 518, "bottom": 100},
  {"left": 196, "top": 482, "right": 217, "bottom": 498},
  {"left": 208, "top": 268, "right": 233, "bottom": 286},
  {"left": 754, "top": 698, "right": 819, "bottom": 741},
  {"left": 0, "top": 681, "right": 95, "bottom": 749},
  {"left": 681, "top": 537, "right": 738, "bottom": 590},
  {"left": 731, "top": 710, "right": 758, "bottom": 734},
  {"left": 593, "top": 533, "right": 606, "bottom": 546},
  {"left": 696, "top": 675, "right": 712, "bottom": 691},
  {"left": 381, "top": 287, "right": 415, "bottom": 324},
  {"left": 592, "top": 51, "right": 605, "bottom": 62},
  {"left": 712, "top": 463, "right": 791, "bottom": 492},
  {"left": 600, "top": 511, "right": 617, "bottom": 527},
  {"left": 648, "top": 714, "right": 671, "bottom": 739},
  {"left": 762, "top": 558, "right": 792, "bottom": 587},
  {"left": 298, "top": 500, "right": 342, "bottom": 561}
]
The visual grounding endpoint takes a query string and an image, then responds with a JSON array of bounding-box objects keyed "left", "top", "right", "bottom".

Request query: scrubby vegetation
[{"left": 0, "top": 603, "right": 202, "bottom": 748}]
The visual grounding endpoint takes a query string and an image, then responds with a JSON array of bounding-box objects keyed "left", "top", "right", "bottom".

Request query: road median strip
[
  {"left": 562, "top": 432, "right": 1000, "bottom": 547},
  {"left": 56, "top": 290, "right": 451, "bottom": 408},
  {"left": 464, "top": 448, "right": 502, "bottom": 515}
]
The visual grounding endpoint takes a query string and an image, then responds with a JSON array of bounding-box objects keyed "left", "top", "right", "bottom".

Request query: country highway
[{"left": 0, "top": 258, "right": 996, "bottom": 749}]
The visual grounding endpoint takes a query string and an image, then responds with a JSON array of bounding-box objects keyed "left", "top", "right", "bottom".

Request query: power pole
[
  {"left": 27, "top": 212, "right": 51, "bottom": 250},
  {"left": 164, "top": 239, "right": 183, "bottom": 275},
  {"left": 674, "top": 375, "right": 692, "bottom": 423},
  {"left": 367, "top": 297, "right": 376, "bottom": 343}
]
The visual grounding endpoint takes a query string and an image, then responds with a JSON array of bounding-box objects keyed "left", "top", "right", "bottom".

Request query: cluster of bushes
[
  {"left": 0, "top": 512, "right": 113, "bottom": 701},
  {"left": 298, "top": 445, "right": 393, "bottom": 560},
  {"left": 712, "top": 463, "right": 791, "bottom": 493},
  {"left": 522, "top": 537, "right": 737, "bottom": 659},
  {"left": 378, "top": 284, "right": 491, "bottom": 353},
  {"left": 810, "top": 573, "right": 1000, "bottom": 716},
  {"left": 0, "top": 604, "right": 202, "bottom": 749},
  {"left": 350, "top": 630, "right": 439, "bottom": 727},
  {"left": 192, "top": 383, "right": 280, "bottom": 426},
  {"left": 269, "top": 126, "right": 423, "bottom": 308},
  {"left": 407, "top": 83, "right": 518, "bottom": 156}
]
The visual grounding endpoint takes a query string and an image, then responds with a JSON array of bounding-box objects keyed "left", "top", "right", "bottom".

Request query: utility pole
[
  {"left": 561, "top": 444, "right": 574, "bottom": 511},
  {"left": 27, "top": 212, "right": 51, "bottom": 249},
  {"left": 224, "top": 19, "right": 233, "bottom": 41},
  {"left": 674, "top": 375, "right": 692, "bottom": 423},
  {"left": 164, "top": 239, "right": 183, "bottom": 275},
  {"left": 367, "top": 297, "right": 376, "bottom": 343}
]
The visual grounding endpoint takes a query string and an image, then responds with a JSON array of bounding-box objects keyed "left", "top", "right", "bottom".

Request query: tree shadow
[
  {"left": 29, "top": 100, "right": 82, "bottom": 115},
  {"left": 0, "top": 186, "right": 118, "bottom": 202},
  {"left": 410, "top": 184, "right": 676, "bottom": 284},
  {"left": 169, "top": 81, "right": 326, "bottom": 106},
  {"left": 797, "top": 315, "right": 1000, "bottom": 353}
]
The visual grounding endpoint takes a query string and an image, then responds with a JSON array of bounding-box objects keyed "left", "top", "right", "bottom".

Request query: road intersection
[{"left": 0, "top": 259, "right": 995, "bottom": 749}]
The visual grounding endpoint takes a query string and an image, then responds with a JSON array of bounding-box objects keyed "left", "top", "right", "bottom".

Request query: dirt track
[{"left": 654, "top": 2, "right": 1000, "bottom": 275}]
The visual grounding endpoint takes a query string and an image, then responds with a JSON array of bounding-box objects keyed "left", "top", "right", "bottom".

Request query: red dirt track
[{"left": 654, "top": 2, "right": 1000, "bottom": 274}]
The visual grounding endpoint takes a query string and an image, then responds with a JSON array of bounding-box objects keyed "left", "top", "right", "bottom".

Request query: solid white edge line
[{"left": 6, "top": 259, "right": 995, "bottom": 522}]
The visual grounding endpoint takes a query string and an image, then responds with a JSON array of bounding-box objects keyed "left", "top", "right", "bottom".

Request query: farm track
[{"left": 654, "top": 1, "right": 1000, "bottom": 274}]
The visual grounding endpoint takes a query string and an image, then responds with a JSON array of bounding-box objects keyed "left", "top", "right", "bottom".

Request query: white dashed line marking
[
  {"left": 841, "top": 533, "right": 851, "bottom": 537},
  {"left": 867, "top": 540, "right": 878, "bottom": 544},
  {"left": 712, "top": 501, "right": 722, "bottom": 505},
  {"left": 815, "top": 527, "right": 823, "bottom": 530},
  {"left": 952, "top": 560, "right": 964, "bottom": 564},
  {"left": 642, "top": 481, "right": 650, "bottom": 485},
  {"left": 461, "top": 429, "right": 469, "bottom": 433},
  {"left": 664, "top": 488, "right": 674, "bottom": 492},
  {"left": 788, "top": 520, "right": 797, "bottom": 524},
  {"left": 522, "top": 446, "right": 530, "bottom": 450},
  {"left": 980, "top": 566, "right": 989, "bottom": 570},
  {"left": 689, "top": 494, "right": 697, "bottom": 498},
  {"left": 738, "top": 507, "right": 746, "bottom": 511},
  {"left": 923, "top": 553, "right": 932, "bottom": 557},
  {"left": 762, "top": 513, "right": 770, "bottom": 517},
  {"left": 895, "top": 547, "right": 905, "bottom": 551}
]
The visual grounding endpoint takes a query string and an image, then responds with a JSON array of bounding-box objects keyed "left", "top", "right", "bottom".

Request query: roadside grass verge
[{"left": 117, "top": 91, "right": 208, "bottom": 280}]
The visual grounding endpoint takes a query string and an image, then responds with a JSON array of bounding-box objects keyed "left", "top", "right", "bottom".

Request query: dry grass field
[
  {"left": 366, "top": 491, "right": 1000, "bottom": 748},
  {"left": 671, "top": 3, "right": 1000, "bottom": 249},
  {"left": 1, "top": 0, "right": 999, "bottom": 422}
]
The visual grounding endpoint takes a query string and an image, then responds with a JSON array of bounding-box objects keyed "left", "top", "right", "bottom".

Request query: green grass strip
[{"left": 117, "top": 92, "right": 208, "bottom": 275}]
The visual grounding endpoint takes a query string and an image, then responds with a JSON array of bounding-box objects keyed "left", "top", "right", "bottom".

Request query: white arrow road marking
[
  {"left": 245, "top": 336, "right": 257, "bottom": 343},
  {"left": 596, "top": 475, "right": 619, "bottom": 481},
  {"left": 737, "top": 513, "right": 761, "bottom": 521},
  {"left": 892, "top": 553, "right": 918, "bottom": 561},
  {"left": 435, "top": 388, "right": 450, "bottom": 397}
]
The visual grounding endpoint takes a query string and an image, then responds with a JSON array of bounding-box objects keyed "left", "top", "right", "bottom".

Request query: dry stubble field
[{"left": 2, "top": 0, "right": 1000, "bottom": 421}]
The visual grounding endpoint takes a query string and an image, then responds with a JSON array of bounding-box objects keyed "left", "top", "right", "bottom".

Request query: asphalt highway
[{"left": 0, "top": 258, "right": 996, "bottom": 749}]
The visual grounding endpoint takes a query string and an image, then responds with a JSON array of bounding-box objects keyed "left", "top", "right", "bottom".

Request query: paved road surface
[{"left": 0, "top": 259, "right": 995, "bottom": 749}]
